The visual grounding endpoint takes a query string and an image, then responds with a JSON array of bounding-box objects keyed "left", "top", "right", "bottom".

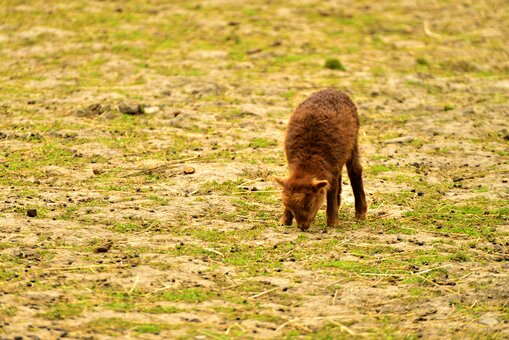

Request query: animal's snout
[{"left": 298, "top": 223, "right": 310, "bottom": 231}]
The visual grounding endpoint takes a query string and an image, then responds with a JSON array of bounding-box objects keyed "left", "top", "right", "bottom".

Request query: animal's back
[{"left": 285, "top": 89, "right": 359, "bottom": 168}]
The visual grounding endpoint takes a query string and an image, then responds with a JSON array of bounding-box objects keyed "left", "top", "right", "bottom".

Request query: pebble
[
  {"left": 478, "top": 315, "right": 498, "bottom": 326},
  {"left": 183, "top": 167, "right": 195, "bottom": 175},
  {"left": 27, "top": 209, "right": 37, "bottom": 217},
  {"left": 143, "top": 106, "right": 160, "bottom": 114}
]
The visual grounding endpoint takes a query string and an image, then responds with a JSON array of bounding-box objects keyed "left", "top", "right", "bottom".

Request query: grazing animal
[{"left": 275, "top": 88, "right": 367, "bottom": 231}]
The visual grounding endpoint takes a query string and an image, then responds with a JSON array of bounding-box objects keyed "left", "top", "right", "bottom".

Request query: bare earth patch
[{"left": 0, "top": 0, "right": 508, "bottom": 338}]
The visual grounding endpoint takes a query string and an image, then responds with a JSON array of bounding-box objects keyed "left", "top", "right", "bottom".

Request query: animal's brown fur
[{"left": 276, "top": 88, "right": 367, "bottom": 230}]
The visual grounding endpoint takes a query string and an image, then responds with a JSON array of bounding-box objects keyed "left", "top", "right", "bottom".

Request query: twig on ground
[
  {"left": 147, "top": 283, "right": 177, "bottom": 296},
  {"left": 328, "top": 319, "right": 356, "bottom": 336},
  {"left": 276, "top": 316, "right": 355, "bottom": 333},
  {"left": 233, "top": 190, "right": 279, "bottom": 195},
  {"left": 45, "top": 263, "right": 128, "bottom": 271},
  {"left": 276, "top": 318, "right": 300, "bottom": 332},
  {"left": 360, "top": 272, "right": 405, "bottom": 277},
  {"left": 358, "top": 264, "right": 452, "bottom": 279},
  {"left": 415, "top": 274, "right": 458, "bottom": 294},
  {"left": 323, "top": 279, "right": 342, "bottom": 290},
  {"left": 124, "top": 156, "right": 201, "bottom": 177},
  {"left": 456, "top": 272, "right": 472, "bottom": 283},
  {"left": 373, "top": 271, "right": 387, "bottom": 286},
  {"left": 237, "top": 178, "right": 264, "bottom": 187},
  {"left": 198, "top": 330, "right": 223, "bottom": 340},
  {"left": 186, "top": 189, "right": 199, "bottom": 196},
  {"left": 221, "top": 283, "right": 240, "bottom": 290},
  {"left": 133, "top": 224, "right": 156, "bottom": 235},
  {"left": 373, "top": 201, "right": 386, "bottom": 213},
  {"left": 294, "top": 323, "right": 312, "bottom": 333},
  {"left": 248, "top": 287, "right": 278, "bottom": 299},
  {"left": 469, "top": 300, "right": 478, "bottom": 309},
  {"left": 225, "top": 323, "right": 246, "bottom": 335},
  {"left": 383, "top": 136, "right": 414, "bottom": 144},
  {"left": 453, "top": 169, "right": 509, "bottom": 182},
  {"left": 332, "top": 289, "right": 339, "bottom": 305},
  {"left": 236, "top": 216, "right": 269, "bottom": 223},
  {"left": 413, "top": 264, "right": 452, "bottom": 275},
  {"left": 203, "top": 248, "right": 225, "bottom": 258},
  {"left": 340, "top": 236, "right": 356, "bottom": 244},
  {"left": 128, "top": 276, "right": 139, "bottom": 295},
  {"left": 423, "top": 21, "right": 441, "bottom": 38}
]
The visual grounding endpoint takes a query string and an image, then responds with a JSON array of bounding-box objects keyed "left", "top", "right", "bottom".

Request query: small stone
[
  {"left": 183, "top": 167, "right": 195, "bottom": 175},
  {"left": 478, "top": 315, "right": 498, "bottom": 326},
  {"left": 143, "top": 106, "right": 160, "bottom": 114},
  {"left": 27, "top": 209, "right": 37, "bottom": 217},
  {"left": 118, "top": 102, "right": 144, "bottom": 115}
]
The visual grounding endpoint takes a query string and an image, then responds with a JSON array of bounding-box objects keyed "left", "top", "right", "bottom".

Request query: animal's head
[{"left": 275, "top": 176, "right": 329, "bottom": 230}]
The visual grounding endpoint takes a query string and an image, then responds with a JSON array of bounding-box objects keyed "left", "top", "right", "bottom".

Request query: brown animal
[{"left": 275, "top": 88, "right": 367, "bottom": 230}]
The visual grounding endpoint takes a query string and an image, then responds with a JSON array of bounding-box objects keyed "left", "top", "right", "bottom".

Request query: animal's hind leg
[
  {"left": 346, "top": 143, "right": 367, "bottom": 220},
  {"left": 337, "top": 172, "right": 342, "bottom": 207},
  {"left": 279, "top": 208, "right": 293, "bottom": 226}
]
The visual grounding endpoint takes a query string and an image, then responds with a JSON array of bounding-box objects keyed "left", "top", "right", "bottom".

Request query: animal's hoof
[
  {"left": 355, "top": 212, "right": 367, "bottom": 220},
  {"left": 279, "top": 217, "right": 292, "bottom": 226},
  {"left": 327, "top": 218, "right": 339, "bottom": 228},
  {"left": 298, "top": 225, "right": 310, "bottom": 231}
]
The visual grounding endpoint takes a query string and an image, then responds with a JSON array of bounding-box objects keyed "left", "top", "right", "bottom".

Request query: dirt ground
[{"left": 0, "top": 0, "right": 508, "bottom": 339}]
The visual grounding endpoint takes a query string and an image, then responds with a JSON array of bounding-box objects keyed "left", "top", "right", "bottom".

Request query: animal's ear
[
  {"left": 274, "top": 176, "right": 288, "bottom": 188},
  {"left": 311, "top": 179, "right": 330, "bottom": 191}
]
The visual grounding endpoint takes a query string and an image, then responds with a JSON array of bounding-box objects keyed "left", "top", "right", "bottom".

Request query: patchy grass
[{"left": 0, "top": 0, "right": 508, "bottom": 338}]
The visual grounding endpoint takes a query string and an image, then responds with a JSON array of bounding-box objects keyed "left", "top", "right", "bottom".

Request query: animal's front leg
[
  {"left": 279, "top": 208, "right": 294, "bottom": 226},
  {"left": 326, "top": 179, "right": 339, "bottom": 227}
]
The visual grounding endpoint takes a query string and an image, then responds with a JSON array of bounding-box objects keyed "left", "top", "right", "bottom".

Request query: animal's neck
[{"left": 289, "top": 154, "right": 332, "bottom": 182}]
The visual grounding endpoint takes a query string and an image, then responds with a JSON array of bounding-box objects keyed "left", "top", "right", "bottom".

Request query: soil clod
[
  {"left": 76, "top": 103, "right": 110, "bottom": 117},
  {"left": 118, "top": 102, "right": 144, "bottom": 115},
  {"left": 94, "top": 241, "right": 113, "bottom": 253}
]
